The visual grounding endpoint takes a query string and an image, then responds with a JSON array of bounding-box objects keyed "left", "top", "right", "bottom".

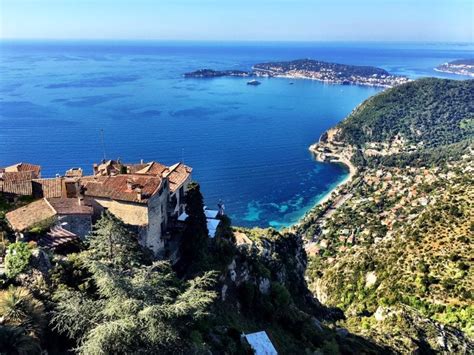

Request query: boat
[{"left": 247, "top": 79, "right": 261, "bottom": 86}]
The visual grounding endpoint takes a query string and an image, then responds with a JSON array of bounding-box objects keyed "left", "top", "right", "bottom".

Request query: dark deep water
[{"left": 1, "top": 41, "right": 472, "bottom": 227}]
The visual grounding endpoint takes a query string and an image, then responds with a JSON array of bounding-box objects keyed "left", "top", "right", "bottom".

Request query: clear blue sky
[{"left": 1, "top": 0, "right": 472, "bottom": 42}]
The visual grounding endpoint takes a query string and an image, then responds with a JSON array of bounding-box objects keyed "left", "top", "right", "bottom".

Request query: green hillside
[
  {"left": 338, "top": 78, "right": 473, "bottom": 150},
  {"left": 304, "top": 78, "right": 474, "bottom": 352}
]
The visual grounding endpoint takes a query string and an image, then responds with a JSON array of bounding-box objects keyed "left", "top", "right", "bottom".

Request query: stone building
[
  {"left": 0, "top": 162, "right": 41, "bottom": 197},
  {"left": 83, "top": 174, "right": 171, "bottom": 255},
  {"left": 5, "top": 197, "right": 94, "bottom": 239},
  {"left": 2, "top": 159, "right": 193, "bottom": 256}
]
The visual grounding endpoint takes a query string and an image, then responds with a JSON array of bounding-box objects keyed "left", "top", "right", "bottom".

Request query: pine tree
[
  {"left": 85, "top": 211, "right": 144, "bottom": 269},
  {"left": 51, "top": 261, "right": 217, "bottom": 354},
  {"left": 178, "top": 182, "right": 209, "bottom": 272}
]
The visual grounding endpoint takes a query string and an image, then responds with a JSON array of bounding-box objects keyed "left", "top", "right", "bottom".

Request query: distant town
[
  {"left": 185, "top": 59, "right": 410, "bottom": 88},
  {"left": 435, "top": 58, "right": 474, "bottom": 77}
]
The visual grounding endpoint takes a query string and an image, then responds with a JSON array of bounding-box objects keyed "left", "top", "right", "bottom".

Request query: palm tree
[{"left": 0, "top": 287, "right": 46, "bottom": 339}]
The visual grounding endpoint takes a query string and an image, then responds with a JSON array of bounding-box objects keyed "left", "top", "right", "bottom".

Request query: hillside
[
  {"left": 302, "top": 78, "right": 474, "bottom": 352},
  {"left": 338, "top": 78, "right": 473, "bottom": 150}
]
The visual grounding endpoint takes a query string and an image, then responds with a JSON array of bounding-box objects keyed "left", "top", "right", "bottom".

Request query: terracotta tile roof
[
  {"left": 32, "top": 178, "right": 62, "bottom": 198},
  {"left": 164, "top": 163, "right": 193, "bottom": 193},
  {"left": 135, "top": 161, "right": 168, "bottom": 176},
  {"left": 6, "top": 199, "right": 56, "bottom": 232},
  {"left": 5, "top": 197, "right": 93, "bottom": 232},
  {"left": 46, "top": 197, "right": 93, "bottom": 215},
  {"left": 83, "top": 174, "right": 162, "bottom": 204},
  {"left": 39, "top": 226, "right": 80, "bottom": 250},
  {"left": 65, "top": 168, "right": 83, "bottom": 178},
  {"left": 0, "top": 171, "right": 34, "bottom": 195},
  {"left": 4, "top": 163, "right": 41, "bottom": 178},
  {"left": 93, "top": 160, "right": 124, "bottom": 176},
  {"left": 126, "top": 163, "right": 149, "bottom": 174}
]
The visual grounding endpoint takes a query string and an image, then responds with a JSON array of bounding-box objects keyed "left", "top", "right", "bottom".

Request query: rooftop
[
  {"left": 83, "top": 174, "right": 163, "bottom": 204},
  {"left": 0, "top": 171, "right": 35, "bottom": 196},
  {"left": 39, "top": 225, "right": 80, "bottom": 250},
  {"left": 243, "top": 331, "right": 278, "bottom": 355},
  {"left": 6, "top": 197, "right": 93, "bottom": 232},
  {"left": 163, "top": 163, "right": 193, "bottom": 193},
  {"left": 6, "top": 199, "right": 56, "bottom": 232},
  {"left": 4, "top": 162, "right": 41, "bottom": 178},
  {"left": 135, "top": 161, "right": 168, "bottom": 176},
  {"left": 47, "top": 197, "right": 93, "bottom": 215}
]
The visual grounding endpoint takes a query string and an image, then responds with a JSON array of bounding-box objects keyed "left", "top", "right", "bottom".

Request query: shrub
[
  {"left": 5, "top": 242, "right": 32, "bottom": 279},
  {"left": 271, "top": 282, "right": 291, "bottom": 308}
]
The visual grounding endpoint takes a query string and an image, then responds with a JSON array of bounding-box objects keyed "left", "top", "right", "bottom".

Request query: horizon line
[{"left": 1, "top": 38, "right": 473, "bottom": 44}]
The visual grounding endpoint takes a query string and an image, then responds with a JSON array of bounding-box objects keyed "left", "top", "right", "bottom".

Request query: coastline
[
  {"left": 285, "top": 135, "right": 357, "bottom": 232},
  {"left": 256, "top": 72, "right": 399, "bottom": 88},
  {"left": 433, "top": 67, "right": 474, "bottom": 78},
  {"left": 308, "top": 146, "right": 356, "bottom": 207}
]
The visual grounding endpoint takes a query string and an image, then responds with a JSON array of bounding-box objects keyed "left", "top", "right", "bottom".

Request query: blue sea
[{"left": 0, "top": 41, "right": 472, "bottom": 228}]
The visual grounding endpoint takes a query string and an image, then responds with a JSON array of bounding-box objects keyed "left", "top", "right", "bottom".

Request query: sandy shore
[
  {"left": 285, "top": 142, "right": 357, "bottom": 233},
  {"left": 307, "top": 143, "right": 357, "bottom": 206}
]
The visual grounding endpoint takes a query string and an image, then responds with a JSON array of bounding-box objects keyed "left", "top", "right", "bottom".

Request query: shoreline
[
  {"left": 308, "top": 145, "right": 357, "bottom": 206},
  {"left": 256, "top": 72, "right": 399, "bottom": 89},
  {"left": 284, "top": 138, "right": 357, "bottom": 232},
  {"left": 433, "top": 67, "right": 474, "bottom": 78}
]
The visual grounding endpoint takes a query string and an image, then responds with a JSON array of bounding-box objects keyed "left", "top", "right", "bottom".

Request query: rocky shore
[{"left": 308, "top": 128, "right": 357, "bottom": 205}]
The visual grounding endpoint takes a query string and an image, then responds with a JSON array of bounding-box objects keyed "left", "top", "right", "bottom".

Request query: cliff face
[
  {"left": 301, "top": 78, "right": 474, "bottom": 353},
  {"left": 206, "top": 227, "right": 389, "bottom": 354}
]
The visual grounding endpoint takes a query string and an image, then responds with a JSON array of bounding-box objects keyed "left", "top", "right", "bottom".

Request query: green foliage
[
  {"left": 0, "top": 286, "right": 46, "bottom": 341},
  {"left": 52, "top": 260, "right": 217, "bottom": 354},
  {"left": 271, "top": 282, "right": 291, "bottom": 308},
  {"left": 85, "top": 211, "right": 144, "bottom": 269},
  {"left": 339, "top": 78, "right": 474, "bottom": 150},
  {"left": 51, "top": 215, "right": 218, "bottom": 354},
  {"left": 178, "top": 182, "right": 210, "bottom": 273},
  {"left": 5, "top": 242, "right": 32, "bottom": 279}
]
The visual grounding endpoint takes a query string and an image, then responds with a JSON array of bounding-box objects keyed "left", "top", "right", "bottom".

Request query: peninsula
[
  {"left": 435, "top": 58, "right": 474, "bottom": 77},
  {"left": 185, "top": 59, "right": 410, "bottom": 88},
  {"left": 183, "top": 69, "right": 252, "bottom": 78}
]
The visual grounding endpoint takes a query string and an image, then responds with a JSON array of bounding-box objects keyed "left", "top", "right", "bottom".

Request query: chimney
[
  {"left": 77, "top": 185, "right": 85, "bottom": 205},
  {"left": 126, "top": 179, "right": 134, "bottom": 191},
  {"left": 140, "top": 159, "right": 144, "bottom": 164},
  {"left": 136, "top": 188, "right": 143, "bottom": 201}
]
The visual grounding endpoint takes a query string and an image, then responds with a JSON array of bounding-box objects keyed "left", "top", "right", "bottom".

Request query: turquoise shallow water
[{"left": 0, "top": 41, "right": 472, "bottom": 227}]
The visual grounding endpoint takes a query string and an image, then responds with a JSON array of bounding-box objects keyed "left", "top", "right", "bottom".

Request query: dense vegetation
[
  {"left": 1, "top": 185, "right": 387, "bottom": 354},
  {"left": 254, "top": 59, "right": 392, "bottom": 78},
  {"left": 338, "top": 78, "right": 474, "bottom": 151},
  {"left": 303, "top": 78, "right": 474, "bottom": 352}
]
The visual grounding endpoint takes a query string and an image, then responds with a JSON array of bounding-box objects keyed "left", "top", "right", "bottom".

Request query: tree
[
  {"left": 85, "top": 211, "right": 144, "bottom": 269},
  {"left": 4, "top": 242, "right": 32, "bottom": 279},
  {"left": 0, "top": 287, "right": 46, "bottom": 340},
  {"left": 215, "top": 215, "right": 235, "bottom": 243},
  {"left": 51, "top": 210, "right": 217, "bottom": 354},
  {"left": 51, "top": 261, "right": 217, "bottom": 354},
  {"left": 178, "top": 183, "right": 209, "bottom": 272}
]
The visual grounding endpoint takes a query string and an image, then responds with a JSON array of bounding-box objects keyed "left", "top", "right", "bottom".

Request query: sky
[{"left": 0, "top": 0, "right": 473, "bottom": 42}]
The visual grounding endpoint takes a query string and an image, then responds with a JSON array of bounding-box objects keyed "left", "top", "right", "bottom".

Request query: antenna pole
[{"left": 100, "top": 129, "right": 106, "bottom": 161}]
